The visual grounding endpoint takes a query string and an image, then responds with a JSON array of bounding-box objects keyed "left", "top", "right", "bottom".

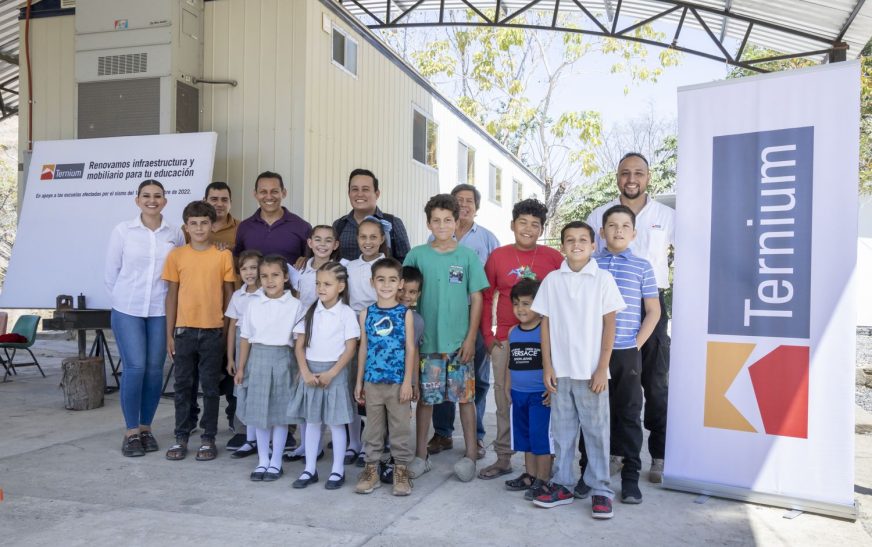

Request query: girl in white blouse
[{"left": 105, "top": 180, "right": 184, "bottom": 458}]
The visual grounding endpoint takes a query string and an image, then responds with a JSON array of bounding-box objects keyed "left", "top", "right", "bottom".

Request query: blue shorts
[
  {"left": 510, "top": 389, "right": 552, "bottom": 456},
  {"left": 420, "top": 352, "right": 475, "bottom": 405}
]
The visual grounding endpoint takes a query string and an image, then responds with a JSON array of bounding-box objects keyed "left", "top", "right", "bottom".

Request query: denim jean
[
  {"left": 172, "top": 327, "right": 224, "bottom": 440},
  {"left": 111, "top": 309, "right": 167, "bottom": 430},
  {"left": 432, "top": 332, "right": 490, "bottom": 440}
]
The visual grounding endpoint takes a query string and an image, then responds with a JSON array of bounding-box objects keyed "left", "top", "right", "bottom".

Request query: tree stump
[{"left": 60, "top": 356, "right": 105, "bottom": 410}]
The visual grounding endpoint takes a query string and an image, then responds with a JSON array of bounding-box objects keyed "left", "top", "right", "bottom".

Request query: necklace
[{"left": 512, "top": 244, "right": 539, "bottom": 280}]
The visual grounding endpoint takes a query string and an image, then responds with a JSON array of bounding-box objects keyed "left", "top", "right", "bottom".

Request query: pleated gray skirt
[
  {"left": 287, "top": 360, "right": 354, "bottom": 426},
  {"left": 235, "top": 343, "right": 295, "bottom": 429}
]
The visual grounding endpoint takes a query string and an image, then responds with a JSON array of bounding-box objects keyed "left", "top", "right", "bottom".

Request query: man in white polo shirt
[{"left": 587, "top": 152, "right": 675, "bottom": 484}]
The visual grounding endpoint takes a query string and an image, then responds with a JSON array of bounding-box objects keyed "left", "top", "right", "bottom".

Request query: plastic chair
[{"left": 1, "top": 315, "right": 44, "bottom": 382}]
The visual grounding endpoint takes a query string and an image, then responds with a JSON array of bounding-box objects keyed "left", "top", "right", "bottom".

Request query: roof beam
[
  {"left": 836, "top": 0, "right": 867, "bottom": 42},
  {"left": 618, "top": 4, "right": 680, "bottom": 36},
  {"left": 719, "top": 0, "right": 732, "bottom": 42},
  {"left": 690, "top": 6, "right": 733, "bottom": 63},
  {"left": 0, "top": 50, "right": 18, "bottom": 66}
]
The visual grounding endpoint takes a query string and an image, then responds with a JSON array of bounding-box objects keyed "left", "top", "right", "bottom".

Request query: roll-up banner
[
  {"left": 666, "top": 62, "right": 860, "bottom": 519},
  {"left": 0, "top": 132, "right": 217, "bottom": 309}
]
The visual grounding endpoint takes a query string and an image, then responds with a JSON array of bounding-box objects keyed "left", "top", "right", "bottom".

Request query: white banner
[
  {"left": 666, "top": 62, "right": 860, "bottom": 519},
  {"left": 0, "top": 132, "right": 217, "bottom": 309}
]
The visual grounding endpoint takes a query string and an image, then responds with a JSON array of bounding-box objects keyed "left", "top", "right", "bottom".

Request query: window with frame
[
  {"left": 513, "top": 179, "right": 523, "bottom": 203},
  {"left": 489, "top": 163, "right": 502, "bottom": 204},
  {"left": 457, "top": 142, "right": 475, "bottom": 185},
  {"left": 412, "top": 109, "right": 438, "bottom": 169},
  {"left": 332, "top": 26, "right": 358, "bottom": 76}
]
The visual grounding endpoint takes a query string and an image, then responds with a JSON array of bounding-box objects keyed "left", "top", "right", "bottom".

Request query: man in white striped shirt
[
  {"left": 580, "top": 204, "right": 659, "bottom": 504},
  {"left": 587, "top": 152, "right": 674, "bottom": 484}
]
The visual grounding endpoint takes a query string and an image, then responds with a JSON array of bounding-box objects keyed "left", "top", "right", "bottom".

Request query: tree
[
  {"left": 377, "top": 8, "right": 681, "bottom": 224},
  {"left": 729, "top": 41, "right": 872, "bottom": 194}
]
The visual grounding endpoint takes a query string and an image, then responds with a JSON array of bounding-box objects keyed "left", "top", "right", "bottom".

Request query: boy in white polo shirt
[{"left": 531, "top": 220, "right": 625, "bottom": 519}]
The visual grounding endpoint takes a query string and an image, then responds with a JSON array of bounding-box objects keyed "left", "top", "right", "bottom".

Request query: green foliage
[{"left": 380, "top": 8, "right": 681, "bottom": 216}]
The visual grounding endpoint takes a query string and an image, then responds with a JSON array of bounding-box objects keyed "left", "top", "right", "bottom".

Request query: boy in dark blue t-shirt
[{"left": 503, "top": 279, "right": 552, "bottom": 501}]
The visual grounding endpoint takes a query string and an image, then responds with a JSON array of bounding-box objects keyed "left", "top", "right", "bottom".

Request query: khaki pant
[
  {"left": 490, "top": 343, "right": 514, "bottom": 458},
  {"left": 362, "top": 382, "right": 413, "bottom": 465}
]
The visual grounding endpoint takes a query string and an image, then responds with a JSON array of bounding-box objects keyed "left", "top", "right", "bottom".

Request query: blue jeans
[
  {"left": 111, "top": 310, "right": 167, "bottom": 430},
  {"left": 432, "top": 333, "right": 490, "bottom": 440}
]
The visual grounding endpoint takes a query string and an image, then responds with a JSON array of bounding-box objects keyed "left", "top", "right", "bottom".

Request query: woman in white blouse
[{"left": 105, "top": 180, "right": 184, "bottom": 457}]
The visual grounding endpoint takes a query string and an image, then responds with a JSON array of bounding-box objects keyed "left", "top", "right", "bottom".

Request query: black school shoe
[
  {"left": 231, "top": 441, "right": 258, "bottom": 459},
  {"left": 325, "top": 472, "right": 345, "bottom": 490},
  {"left": 226, "top": 433, "right": 247, "bottom": 451}
]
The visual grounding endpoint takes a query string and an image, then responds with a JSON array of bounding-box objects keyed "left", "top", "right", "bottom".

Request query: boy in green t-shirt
[{"left": 403, "top": 194, "right": 489, "bottom": 482}]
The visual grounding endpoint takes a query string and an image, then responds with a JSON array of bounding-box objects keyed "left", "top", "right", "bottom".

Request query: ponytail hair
[
  {"left": 358, "top": 217, "right": 392, "bottom": 258},
  {"left": 260, "top": 253, "right": 292, "bottom": 291},
  {"left": 300, "top": 261, "right": 349, "bottom": 348},
  {"left": 304, "top": 224, "right": 341, "bottom": 262}
]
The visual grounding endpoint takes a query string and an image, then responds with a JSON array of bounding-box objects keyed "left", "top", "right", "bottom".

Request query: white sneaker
[
  {"left": 609, "top": 455, "right": 623, "bottom": 476},
  {"left": 407, "top": 456, "right": 431, "bottom": 479},
  {"left": 649, "top": 458, "right": 664, "bottom": 483}
]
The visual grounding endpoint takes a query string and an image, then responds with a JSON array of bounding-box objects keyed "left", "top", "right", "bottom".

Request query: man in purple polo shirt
[{"left": 234, "top": 171, "right": 311, "bottom": 263}]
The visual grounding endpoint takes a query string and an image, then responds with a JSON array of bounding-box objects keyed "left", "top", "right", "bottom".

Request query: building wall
[
  {"left": 202, "top": 0, "right": 308, "bottom": 218},
  {"left": 18, "top": 0, "right": 542, "bottom": 248},
  {"left": 16, "top": 15, "right": 77, "bottom": 207}
]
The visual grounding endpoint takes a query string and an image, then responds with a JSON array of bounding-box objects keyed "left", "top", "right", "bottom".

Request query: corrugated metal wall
[
  {"left": 203, "top": 0, "right": 308, "bottom": 219},
  {"left": 16, "top": 15, "right": 76, "bottom": 205},
  {"left": 302, "top": 0, "right": 439, "bottom": 245}
]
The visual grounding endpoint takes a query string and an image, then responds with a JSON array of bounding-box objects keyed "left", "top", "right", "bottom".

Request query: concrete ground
[{"left": 1, "top": 333, "right": 871, "bottom": 546}]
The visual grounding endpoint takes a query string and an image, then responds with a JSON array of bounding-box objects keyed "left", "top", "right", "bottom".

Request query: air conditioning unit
[{"left": 74, "top": 0, "right": 203, "bottom": 139}]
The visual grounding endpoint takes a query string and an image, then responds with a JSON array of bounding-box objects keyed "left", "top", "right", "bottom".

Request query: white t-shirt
[
  {"left": 240, "top": 290, "right": 302, "bottom": 347},
  {"left": 292, "top": 300, "right": 360, "bottom": 361},
  {"left": 225, "top": 285, "right": 263, "bottom": 324},
  {"left": 346, "top": 254, "right": 384, "bottom": 312},
  {"left": 293, "top": 257, "right": 350, "bottom": 311},
  {"left": 588, "top": 196, "right": 675, "bottom": 289},
  {"left": 531, "top": 259, "right": 626, "bottom": 380}
]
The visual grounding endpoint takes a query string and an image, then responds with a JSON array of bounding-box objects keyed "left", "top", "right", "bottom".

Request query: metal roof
[
  {"left": 0, "top": 0, "right": 20, "bottom": 121},
  {"left": 337, "top": 1, "right": 872, "bottom": 69}
]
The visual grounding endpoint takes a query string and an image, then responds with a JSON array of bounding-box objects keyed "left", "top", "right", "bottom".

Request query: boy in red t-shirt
[{"left": 478, "top": 199, "right": 563, "bottom": 479}]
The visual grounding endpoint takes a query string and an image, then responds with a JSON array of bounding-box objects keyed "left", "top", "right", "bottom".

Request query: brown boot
[
  {"left": 355, "top": 463, "right": 381, "bottom": 494},
  {"left": 427, "top": 433, "right": 453, "bottom": 454},
  {"left": 393, "top": 464, "right": 413, "bottom": 496}
]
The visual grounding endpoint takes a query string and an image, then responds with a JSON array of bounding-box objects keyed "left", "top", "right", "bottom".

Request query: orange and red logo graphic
[
  {"left": 704, "top": 342, "right": 808, "bottom": 438},
  {"left": 40, "top": 164, "right": 55, "bottom": 180}
]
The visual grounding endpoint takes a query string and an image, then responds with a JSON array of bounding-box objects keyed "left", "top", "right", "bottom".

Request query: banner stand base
[{"left": 662, "top": 477, "right": 858, "bottom": 521}]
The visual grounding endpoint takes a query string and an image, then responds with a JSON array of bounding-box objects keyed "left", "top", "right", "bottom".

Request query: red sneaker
[
  {"left": 591, "top": 495, "right": 614, "bottom": 519},
  {"left": 533, "top": 483, "right": 575, "bottom": 508}
]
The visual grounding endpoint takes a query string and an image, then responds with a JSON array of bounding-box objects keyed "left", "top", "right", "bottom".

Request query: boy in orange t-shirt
[{"left": 162, "top": 201, "right": 235, "bottom": 461}]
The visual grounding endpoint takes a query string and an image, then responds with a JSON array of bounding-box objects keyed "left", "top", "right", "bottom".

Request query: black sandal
[
  {"left": 165, "top": 437, "right": 188, "bottom": 461},
  {"left": 343, "top": 448, "right": 360, "bottom": 465},
  {"left": 504, "top": 472, "right": 535, "bottom": 491},
  {"left": 292, "top": 470, "right": 319, "bottom": 489},
  {"left": 325, "top": 472, "right": 345, "bottom": 490}
]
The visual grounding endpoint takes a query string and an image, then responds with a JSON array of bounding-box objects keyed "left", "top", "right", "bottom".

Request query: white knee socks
[
  {"left": 304, "top": 422, "right": 323, "bottom": 475},
  {"left": 255, "top": 427, "right": 271, "bottom": 469},
  {"left": 270, "top": 426, "right": 287, "bottom": 470},
  {"left": 330, "top": 425, "right": 347, "bottom": 476}
]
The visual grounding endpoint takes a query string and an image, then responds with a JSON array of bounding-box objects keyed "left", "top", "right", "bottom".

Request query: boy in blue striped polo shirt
[{"left": 580, "top": 204, "right": 660, "bottom": 504}]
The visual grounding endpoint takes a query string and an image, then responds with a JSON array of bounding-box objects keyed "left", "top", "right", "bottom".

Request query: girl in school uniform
[
  {"left": 225, "top": 250, "right": 263, "bottom": 459},
  {"left": 234, "top": 255, "right": 302, "bottom": 482},
  {"left": 284, "top": 225, "right": 344, "bottom": 461},
  {"left": 288, "top": 261, "right": 359, "bottom": 490},
  {"left": 345, "top": 218, "right": 390, "bottom": 465}
]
